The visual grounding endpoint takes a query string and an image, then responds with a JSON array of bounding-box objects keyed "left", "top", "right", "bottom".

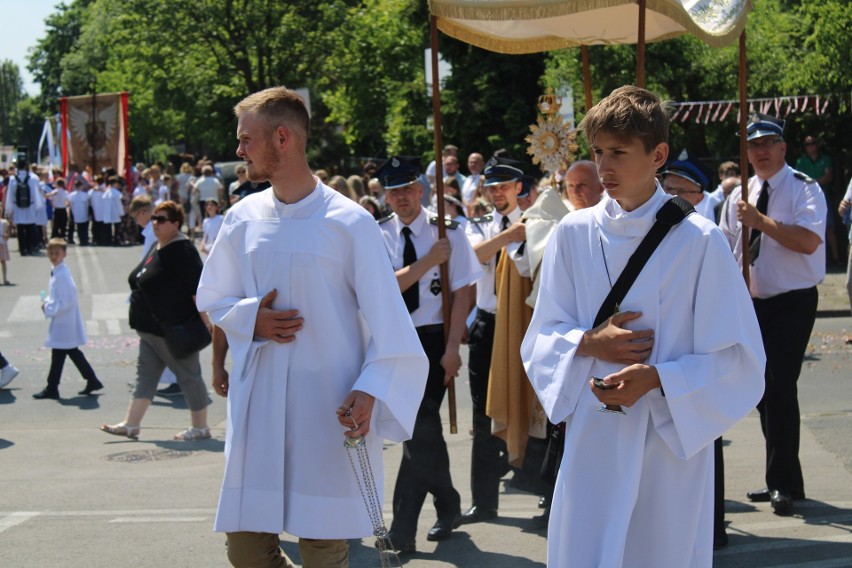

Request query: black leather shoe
[
  {"left": 538, "top": 496, "right": 548, "bottom": 509},
  {"left": 458, "top": 506, "right": 498, "bottom": 525},
  {"left": 376, "top": 531, "right": 415, "bottom": 554},
  {"left": 748, "top": 486, "right": 805, "bottom": 502},
  {"left": 427, "top": 514, "right": 461, "bottom": 541},
  {"left": 78, "top": 379, "right": 104, "bottom": 395},
  {"left": 33, "top": 389, "right": 60, "bottom": 400},
  {"left": 770, "top": 490, "right": 793, "bottom": 515},
  {"left": 747, "top": 487, "right": 771, "bottom": 502}
]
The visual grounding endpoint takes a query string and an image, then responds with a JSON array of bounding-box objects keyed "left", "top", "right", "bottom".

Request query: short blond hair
[
  {"left": 234, "top": 86, "right": 310, "bottom": 138},
  {"left": 579, "top": 85, "right": 669, "bottom": 153},
  {"left": 47, "top": 238, "right": 67, "bottom": 252},
  {"left": 129, "top": 195, "right": 153, "bottom": 214}
]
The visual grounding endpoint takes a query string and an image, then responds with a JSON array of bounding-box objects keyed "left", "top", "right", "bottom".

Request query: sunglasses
[{"left": 151, "top": 215, "right": 173, "bottom": 223}]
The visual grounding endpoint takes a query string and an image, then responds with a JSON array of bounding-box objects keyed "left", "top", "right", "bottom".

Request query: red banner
[{"left": 60, "top": 92, "right": 129, "bottom": 179}]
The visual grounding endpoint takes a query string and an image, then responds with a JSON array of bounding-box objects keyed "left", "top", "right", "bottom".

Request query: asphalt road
[{"left": 0, "top": 243, "right": 850, "bottom": 568}]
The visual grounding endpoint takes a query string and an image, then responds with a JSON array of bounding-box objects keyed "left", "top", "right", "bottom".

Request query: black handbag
[
  {"left": 162, "top": 312, "right": 212, "bottom": 359},
  {"left": 539, "top": 197, "right": 694, "bottom": 485}
]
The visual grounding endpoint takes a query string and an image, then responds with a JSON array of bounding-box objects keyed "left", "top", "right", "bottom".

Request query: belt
[{"left": 416, "top": 323, "right": 444, "bottom": 335}]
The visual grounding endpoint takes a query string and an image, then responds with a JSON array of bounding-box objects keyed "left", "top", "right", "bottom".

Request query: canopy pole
[
  {"left": 636, "top": 0, "right": 646, "bottom": 87},
  {"left": 430, "top": 15, "right": 458, "bottom": 435},
  {"left": 581, "top": 46, "right": 594, "bottom": 162},
  {"left": 738, "top": 30, "right": 751, "bottom": 286}
]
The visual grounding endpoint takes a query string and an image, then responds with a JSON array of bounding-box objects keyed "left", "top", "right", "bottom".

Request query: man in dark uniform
[
  {"left": 461, "top": 156, "right": 527, "bottom": 525},
  {"left": 375, "top": 157, "right": 483, "bottom": 553},
  {"left": 720, "top": 113, "right": 827, "bottom": 516}
]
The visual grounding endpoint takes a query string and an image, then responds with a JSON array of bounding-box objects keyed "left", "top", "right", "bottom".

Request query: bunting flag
[
  {"left": 60, "top": 92, "right": 130, "bottom": 185},
  {"left": 671, "top": 93, "right": 848, "bottom": 124}
]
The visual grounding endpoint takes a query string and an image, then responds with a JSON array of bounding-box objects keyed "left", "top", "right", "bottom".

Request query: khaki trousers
[{"left": 226, "top": 532, "right": 349, "bottom": 568}]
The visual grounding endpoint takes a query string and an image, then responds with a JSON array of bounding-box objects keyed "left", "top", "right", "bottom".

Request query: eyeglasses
[
  {"left": 747, "top": 138, "right": 783, "bottom": 151},
  {"left": 151, "top": 215, "right": 173, "bottom": 223}
]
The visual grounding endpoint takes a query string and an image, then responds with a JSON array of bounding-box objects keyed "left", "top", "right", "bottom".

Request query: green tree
[{"left": 0, "top": 60, "right": 25, "bottom": 145}]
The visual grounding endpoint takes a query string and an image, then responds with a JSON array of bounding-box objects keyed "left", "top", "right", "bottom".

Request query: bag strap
[{"left": 593, "top": 197, "right": 694, "bottom": 327}]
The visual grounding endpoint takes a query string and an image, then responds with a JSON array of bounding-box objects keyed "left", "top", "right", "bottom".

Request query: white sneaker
[{"left": 0, "top": 365, "right": 19, "bottom": 389}]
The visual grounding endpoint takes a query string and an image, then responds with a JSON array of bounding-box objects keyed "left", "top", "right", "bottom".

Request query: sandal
[
  {"left": 100, "top": 422, "right": 140, "bottom": 439},
  {"left": 174, "top": 427, "right": 211, "bottom": 441}
]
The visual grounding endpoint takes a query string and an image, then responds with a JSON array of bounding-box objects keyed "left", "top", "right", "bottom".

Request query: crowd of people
[{"left": 0, "top": 83, "right": 845, "bottom": 568}]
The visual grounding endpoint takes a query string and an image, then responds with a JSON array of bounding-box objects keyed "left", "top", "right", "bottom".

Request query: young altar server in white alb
[
  {"left": 521, "top": 86, "right": 766, "bottom": 568},
  {"left": 196, "top": 86, "right": 428, "bottom": 568},
  {"left": 33, "top": 238, "right": 103, "bottom": 400}
]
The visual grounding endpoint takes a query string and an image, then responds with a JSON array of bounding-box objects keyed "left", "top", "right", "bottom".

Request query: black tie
[
  {"left": 748, "top": 181, "right": 770, "bottom": 263},
  {"left": 401, "top": 227, "right": 419, "bottom": 313},
  {"left": 495, "top": 215, "right": 510, "bottom": 265}
]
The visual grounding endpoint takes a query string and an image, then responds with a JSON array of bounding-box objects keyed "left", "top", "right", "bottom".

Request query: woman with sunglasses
[{"left": 101, "top": 200, "right": 212, "bottom": 440}]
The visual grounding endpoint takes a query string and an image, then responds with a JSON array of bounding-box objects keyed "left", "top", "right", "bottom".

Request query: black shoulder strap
[{"left": 593, "top": 197, "right": 694, "bottom": 327}]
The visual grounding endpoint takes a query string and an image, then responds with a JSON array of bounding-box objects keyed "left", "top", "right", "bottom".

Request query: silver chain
[{"left": 344, "top": 413, "right": 400, "bottom": 567}]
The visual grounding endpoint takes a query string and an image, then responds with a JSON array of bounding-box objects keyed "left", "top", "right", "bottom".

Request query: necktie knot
[{"left": 500, "top": 216, "right": 510, "bottom": 231}]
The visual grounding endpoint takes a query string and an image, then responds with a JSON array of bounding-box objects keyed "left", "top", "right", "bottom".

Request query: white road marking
[
  {"left": 7, "top": 296, "right": 44, "bottom": 322},
  {"left": 109, "top": 517, "right": 208, "bottom": 523},
  {"left": 86, "top": 320, "right": 100, "bottom": 336},
  {"left": 0, "top": 512, "right": 40, "bottom": 533},
  {"left": 105, "top": 319, "right": 121, "bottom": 335},
  {"left": 90, "top": 292, "right": 129, "bottom": 321}
]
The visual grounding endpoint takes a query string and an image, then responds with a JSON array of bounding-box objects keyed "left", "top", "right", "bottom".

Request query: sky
[{"left": 0, "top": 0, "right": 60, "bottom": 95}]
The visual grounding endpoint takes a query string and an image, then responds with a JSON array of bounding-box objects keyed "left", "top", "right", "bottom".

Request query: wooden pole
[
  {"left": 738, "top": 30, "right": 751, "bottom": 286},
  {"left": 636, "top": 0, "right": 646, "bottom": 88},
  {"left": 430, "top": 15, "right": 457, "bottom": 434},
  {"left": 581, "top": 46, "right": 594, "bottom": 162}
]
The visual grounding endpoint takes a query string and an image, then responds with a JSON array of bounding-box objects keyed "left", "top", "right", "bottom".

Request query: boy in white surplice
[{"left": 521, "top": 86, "right": 766, "bottom": 568}]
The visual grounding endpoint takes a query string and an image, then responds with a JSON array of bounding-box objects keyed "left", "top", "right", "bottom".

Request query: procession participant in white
[
  {"left": 68, "top": 181, "right": 91, "bottom": 246},
  {"left": 196, "top": 86, "right": 428, "bottom": 568},
  {"left": 375, "top": 157, "right": 482, "bottom": 553},
  {"left": 3, "top": 155, "right": 44, "bottom": 256},
  {"left": 34, "top": 238, "right": 102, "bottom": 399},
  {"left": 102, "top": 176, "right": 125, "bottom": 245},
  {"left": 522, "top": 86, "right": 765, "bottom": 568}
]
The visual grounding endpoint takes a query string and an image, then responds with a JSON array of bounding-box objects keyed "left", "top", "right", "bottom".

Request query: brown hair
[
  {"left": 153, "top": 200, "right": 185, "bottom": 228},
  {"left": 579, "top": 85, "right": 669, "bottom": 153},
  {"left": 718, "top": 160, "right": 740, "bottom": 177},
  {"left": 234, "top": 86, "right": 310, "bottom": 138},
  {"left": 129, "top": 195, "right": 153, "bottom": 214}
]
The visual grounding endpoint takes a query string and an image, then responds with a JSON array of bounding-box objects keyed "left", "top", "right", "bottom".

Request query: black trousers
[
  {"left": 75, "top": 221, "right": 89, "bottom": 245},
  {"left": 467, "top": 309, "right": 508, "bottom": 511},
  {"left": 0, "top": 351, "right": 8, "bottom": 369},
  {"left": 714, "top": 437, "right": 725, "bottom": 536},
  {"left": 45, "top": 347, "right": 98, "bottom": 392},
  {"left": 16, "top": 223, "right": 35, "bottom": 255},
  {"left": 52, "top": 208, "right": 68, "bottom": 238},
  {"left": 390, "top": 327, "right": 460, "bottom": 538},
  {"left": 753, "top": 286, "right": 818, "bottom": 496},
  {"left": 66, "top": 209, "right": 75, "bottom": 242}
]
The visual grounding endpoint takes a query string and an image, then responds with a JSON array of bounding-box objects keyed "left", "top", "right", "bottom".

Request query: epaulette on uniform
[
  {"left": 377, "top": 212, "right": 396, "bottom": 225},
  {"left": 792, "top": 170, "right": 817, "bottom": 184},
  {"left": 429, "top": 216, "right": 459, "bottom": 230},
  {"left": 469, "top": 214, "right": 493, "bottom": 224}
]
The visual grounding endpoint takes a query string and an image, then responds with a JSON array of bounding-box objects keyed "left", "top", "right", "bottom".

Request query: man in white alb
[{"left": 196, "top": 86, "right": 428, "bottom": 568}]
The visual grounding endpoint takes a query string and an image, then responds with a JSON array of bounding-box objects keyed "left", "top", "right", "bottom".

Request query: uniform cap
[
  {"left": 745, "top": 112, "right": 785, "bottom": 141},
  {"left": 483, "top": 156, "right": 525, "bottom": 187},
  {"left": 375, "top": 156, "right": 422, "bottom": 190}
]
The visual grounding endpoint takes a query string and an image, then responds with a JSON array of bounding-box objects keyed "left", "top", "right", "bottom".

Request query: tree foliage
[
  {"left": 0, "top": 60, "right": 26, "bottom": 145},
  {"left": 24, "top": 0, "right": 850, "bottom": 175}
]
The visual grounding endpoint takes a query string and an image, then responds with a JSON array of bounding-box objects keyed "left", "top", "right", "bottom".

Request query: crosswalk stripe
[
  {"left": 715, "top": 533, "right": 852, "bottom": 556},
  {"left": 90, "top": 292, "right": 129, "bottom": 321},
  {"left": 106, "top": 319, "right": 121, "bottom": 335},
  {"left": 0, "top": 512, "right": 39, "bottom": 533},
  {"left": 86, "top": 320, "right": 100, "bottom": 336},
  {"left": 109, "top": 517, "right": 208, "bottom": 523},
  {"left": 7, "top": 295, "right": 43, "bottom": 322}
]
